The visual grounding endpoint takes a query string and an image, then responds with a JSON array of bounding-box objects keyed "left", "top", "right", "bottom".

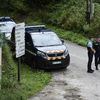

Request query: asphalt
[{"left": 29, "top": 41, "right": 100, "bottom": 100}]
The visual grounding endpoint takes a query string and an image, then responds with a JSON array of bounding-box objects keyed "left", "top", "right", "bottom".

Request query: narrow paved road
[{"left": 29, "top": 41, "right": 100, "bottom": 100}]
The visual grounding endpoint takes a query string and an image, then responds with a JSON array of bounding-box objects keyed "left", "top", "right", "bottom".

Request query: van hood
[{"left": 36, "top": 45, "right": 67, "bottom": 53}]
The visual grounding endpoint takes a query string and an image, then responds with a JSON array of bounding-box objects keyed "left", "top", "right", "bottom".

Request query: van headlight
[
  {"left": 64, "top": 49, "right": 69, "bottom": 56},
  {"left": 37, "top": 51, "right": 47, "bottom": 59}
]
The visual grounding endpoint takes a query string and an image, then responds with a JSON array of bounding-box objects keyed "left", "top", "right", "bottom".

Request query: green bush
[
  {"left": 34, "top": 0, "right": 100, "bottom": 36},
  {"left": 43, "top": 0, "right": 86, "bottom": 32},
  {"left": 0, "top": 43, "right": 51, "bottom": 100},
  {"left": 2, "top": 43, "right": 17, "bottom": 88},
  {"left": 0, "top": 0, "right": 100, "bottom": 36},
  {"left": 0, "top": 64, "right": 51, "bottom": 100},
  {"left": 0, "top": 89, "right": 23, "bottom": 100}
]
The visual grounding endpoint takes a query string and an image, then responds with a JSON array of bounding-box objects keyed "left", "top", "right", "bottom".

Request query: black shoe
[
  {"left": 96, "top": 67, "right": 99, "bottom": 70},
  {"left": 87, "top": 70, "right": 94, "bottom": 73},
  {"left": 90, "top": 69, "right": 94, "bottom": 71},
  {"left": 96, "top": 66, "right": 99, "bottom": 70}
]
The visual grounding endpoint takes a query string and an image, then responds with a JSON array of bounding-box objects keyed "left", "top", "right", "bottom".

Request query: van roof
[{"left": 25, "top": 25, "right": 51, "bottom": 33}]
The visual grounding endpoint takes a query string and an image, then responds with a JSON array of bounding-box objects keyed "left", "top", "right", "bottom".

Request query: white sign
[{"left": 15, "top": 23, "right": 25, "bottom": 58}]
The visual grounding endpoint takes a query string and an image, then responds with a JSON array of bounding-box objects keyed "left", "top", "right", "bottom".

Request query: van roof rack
[
  {"left": 25, "top": 25, "right": 52, "bottom": 33},
  {"left": 0, "top": 16, "right": 10, "bottom": 19},
  {"left": 25, "top": 25, "right": 45, "bottom": 28}
]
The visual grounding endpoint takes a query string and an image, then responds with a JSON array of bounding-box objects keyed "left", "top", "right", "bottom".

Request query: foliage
[
  {"left": 90, "top": 3, "right": 100, "bottom": 34},
  {"left": 0, "top": 0, "right": 100, "bottom": 35},
  {"left": 0, "top": 64, "right": 51, "bottom": 100},
  {"left": 44, "top": 0, "right": 100, "bottom": 35},
  {"left": 37, "top": 0, "right": 86, "bottom": 31},
  {"left": 48, "top": 25, "right": 88, "bottom": 46},
  {"left": 0, "top": 43, "right": 51, "bottom": 100},
  {"left": 95, "top": 0, "right": 100, "bottom": 3},
  {"left": 2, "top": 43, "right": 17, "bottom": 88},
  {"left": 0, "top": 0, "right": 27, "bottom": 11}
]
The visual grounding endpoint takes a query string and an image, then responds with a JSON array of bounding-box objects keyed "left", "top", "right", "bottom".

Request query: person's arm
[
  {"left": 91, "top": 48, "right": 96, "bottom": 53},
  {"left": 88, "top": 41, "right": 96, "bottom": 53}
]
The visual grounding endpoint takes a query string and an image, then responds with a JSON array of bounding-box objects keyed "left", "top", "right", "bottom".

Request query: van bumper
[{"left": 36, "top": 54, "right": 70, "bottom": 69}]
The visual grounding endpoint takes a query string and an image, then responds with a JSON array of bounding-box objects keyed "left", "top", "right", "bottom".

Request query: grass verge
[
  {"left": 20, "top": 64, "right": 51, "bottom": 99},
  {"left": 1, "top": 44, "right": 51, "bottom": 100},
  {"left": 1, "top": 64, "right": 51, "bottom": 100}
]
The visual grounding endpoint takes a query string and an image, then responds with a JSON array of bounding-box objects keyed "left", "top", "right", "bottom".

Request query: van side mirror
[{"left": 61, "top": 39, "right": 64, "bottom": 44}]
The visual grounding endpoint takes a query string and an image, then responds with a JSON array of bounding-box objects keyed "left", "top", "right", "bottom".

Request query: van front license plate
[{"left": 52, "top": 61, "right": 61, "bottom": 64}]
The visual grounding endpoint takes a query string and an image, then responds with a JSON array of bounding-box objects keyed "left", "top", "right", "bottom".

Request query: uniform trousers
[
  {"left": 95, "top": 53, "right": 100, "bottom": 68},
  {"left": 87, "top": 51, "right": 93, "bottom": 71}
]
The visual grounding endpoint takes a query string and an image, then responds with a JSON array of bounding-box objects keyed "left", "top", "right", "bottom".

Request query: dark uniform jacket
[{"left": 93, "top": 41, "right": 100, "bottom": 54}]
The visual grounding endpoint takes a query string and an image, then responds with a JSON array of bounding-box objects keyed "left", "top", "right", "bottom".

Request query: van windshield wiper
[
  {"left": 45, "top": 44, "right": 62, "bottom": 46},
  {"left": 35, "top": 45, "right": 44, "bottom": 47},
  {"left": 35, "top": 44, "right": 62, "bottom": 47}
]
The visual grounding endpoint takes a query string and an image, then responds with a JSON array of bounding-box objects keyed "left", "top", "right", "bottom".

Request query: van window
[{"left": 31, "top": 32, "right": 62, "bottom": 47}]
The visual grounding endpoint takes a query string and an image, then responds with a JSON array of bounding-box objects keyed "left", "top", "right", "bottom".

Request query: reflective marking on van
[
  {"left": 47, "top": 50, "right": 64, "bottom": 53},
  {"left": 47, "top": 56, "right": 65, "bottom": 61}
]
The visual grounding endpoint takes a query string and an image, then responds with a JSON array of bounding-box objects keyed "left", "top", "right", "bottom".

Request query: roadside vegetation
[
  {"left": 48, "top": 25, "right": 88, "bottom": 46},
  {"left": 0, "top": 0, "right": 99, "bottom": 44},
  {"left": 0, "top": 0, "right": 100, "bottom": 99},
  {"left": 0, "top": 0, "right": 100, "bottom": 37},
  {"left": 0, "top": 44, "right": 51, "bottom": 100}
]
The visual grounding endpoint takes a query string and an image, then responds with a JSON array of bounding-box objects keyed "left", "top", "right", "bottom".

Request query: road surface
[{"left": 29, "top": 41, "right": 100, "bottom": 100}]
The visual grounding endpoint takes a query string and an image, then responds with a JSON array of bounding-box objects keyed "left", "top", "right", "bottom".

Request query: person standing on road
[
  {"left": 93, "top": 38, "right": 100, "bottom": 70},
  {"left": 87, "top": 37, "right": 95, "bottom": 73},
  {"left": 98, "top": 38, "right": 100, "bottom": 64}
]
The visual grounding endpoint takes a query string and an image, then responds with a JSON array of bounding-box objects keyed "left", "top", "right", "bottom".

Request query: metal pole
[
  {"left": 18, "top": 57, "right": 21, "bottom": 82},
  {"left": 0, "top": 33, "right": 3, "bottom": 89},
  {"left": 0, "top": 48, "right": 2, "bottom": 89}
]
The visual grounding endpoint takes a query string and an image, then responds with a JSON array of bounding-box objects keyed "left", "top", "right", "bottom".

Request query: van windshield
[{"left": 31, "top": 32, "right": 62, "bottom": 47}]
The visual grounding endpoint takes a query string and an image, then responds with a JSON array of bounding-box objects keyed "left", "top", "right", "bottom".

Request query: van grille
[{"left": 48, "top": 52, "right": 64, "bottom": 57}]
